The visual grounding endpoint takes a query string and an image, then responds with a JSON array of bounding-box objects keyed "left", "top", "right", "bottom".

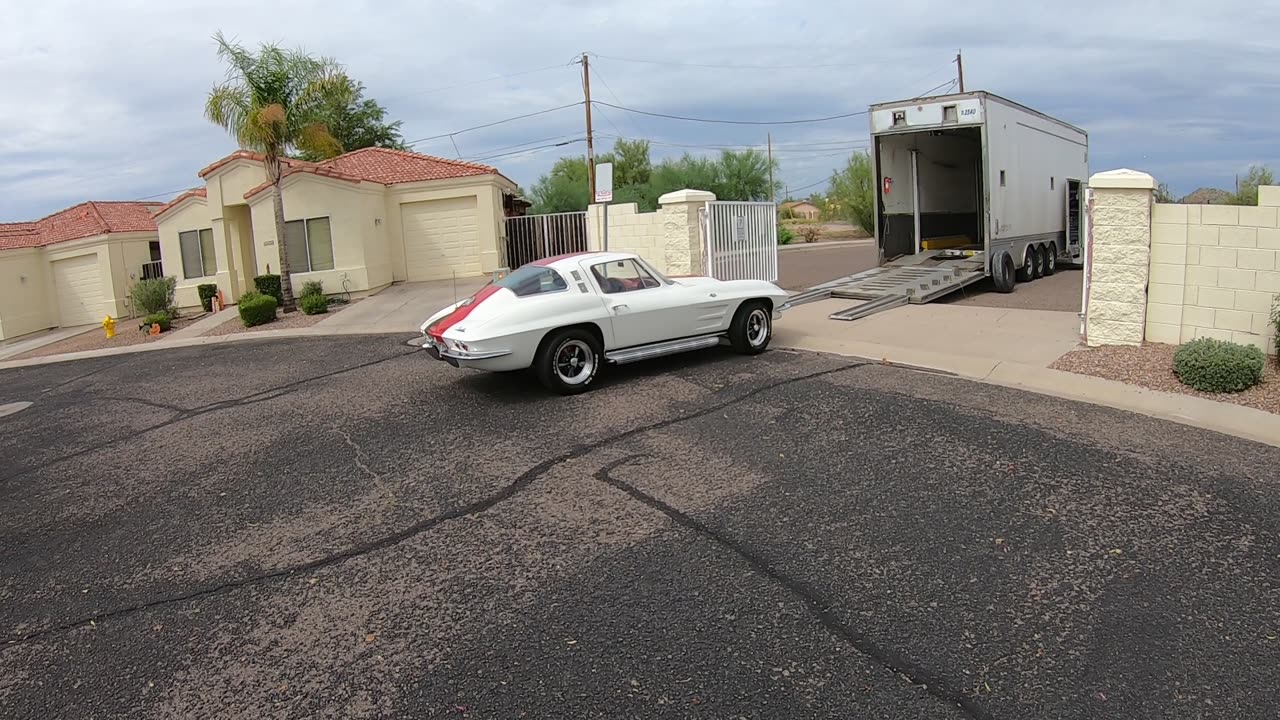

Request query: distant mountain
[{"left": 1179, "top": 188, "right": 1232, "bottom": 205}]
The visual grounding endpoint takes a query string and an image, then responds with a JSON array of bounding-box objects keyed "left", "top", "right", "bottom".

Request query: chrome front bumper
[{"left": 418, "top": 335, "right": 511, "bottom": 367}]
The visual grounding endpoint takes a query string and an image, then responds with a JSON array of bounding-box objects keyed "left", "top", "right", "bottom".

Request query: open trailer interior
[{"left": 788, "top": 91, "right": 1089, "bottom": 322}]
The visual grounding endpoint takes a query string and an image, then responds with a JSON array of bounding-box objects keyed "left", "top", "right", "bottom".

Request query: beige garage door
[
  {"left": 401, "top": 196, "right": 481, "bottom": 281},
  {"left": 52, "top": 255, "right": 105, "bottom": 327}
]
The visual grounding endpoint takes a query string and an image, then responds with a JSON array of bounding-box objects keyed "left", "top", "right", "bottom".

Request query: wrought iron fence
[
  {"left": 502, "top": 212, "right": 588, "bottom": 269},
  {"left": 141, "top": 260, "right": 164, "bottom": 280}
]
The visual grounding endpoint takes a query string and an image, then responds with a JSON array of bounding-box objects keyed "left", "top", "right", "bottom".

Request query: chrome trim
[
  {"left": 605, "top": 334, "right": 722, "bottom": 365},
  {"left": 441, "top": 348, "right": 512, "bottom": 361}
]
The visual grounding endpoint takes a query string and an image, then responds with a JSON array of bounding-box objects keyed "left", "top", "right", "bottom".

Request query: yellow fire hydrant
[{"left": 102, "top": 315, "right": 116, "bottom": 339}]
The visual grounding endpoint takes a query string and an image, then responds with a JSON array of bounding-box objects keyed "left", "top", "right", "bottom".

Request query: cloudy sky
[{"left": 3, "top": 0, "right": 1278, "bottom": 221}]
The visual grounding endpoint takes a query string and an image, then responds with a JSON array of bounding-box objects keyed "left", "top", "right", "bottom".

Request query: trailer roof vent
[
  {"left": 892, "top": 110, "right": 907, "bottom": 127},
  {"left": 942, "top": 105, "right": 958, "bottom": 124}
]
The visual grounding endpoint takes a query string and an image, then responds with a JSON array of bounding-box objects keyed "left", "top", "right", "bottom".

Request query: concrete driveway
[
  {"left": 315, "top": 277, "right": 490, "bottom": 333},
  {"left": 2, "top": 337, "right": 1278, "bottom": 719}
]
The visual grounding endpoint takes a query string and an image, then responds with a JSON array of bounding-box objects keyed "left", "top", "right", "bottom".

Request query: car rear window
[{"left": 495, "top": 265, "right": 568, "bottom": 297}]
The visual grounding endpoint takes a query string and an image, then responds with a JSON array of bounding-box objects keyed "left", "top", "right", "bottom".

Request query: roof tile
[{"left": 0, "top": 201, "right": 161, "bottom": 251}]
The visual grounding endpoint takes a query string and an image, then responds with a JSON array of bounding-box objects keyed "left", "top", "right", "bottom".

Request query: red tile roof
[
  {"left": 201, "top": 146, "right": 506, "bottom": 201},
  {"left": 0, "top": 201, "right": 161, "bottom": 251},
  {"left": 151, "top": 188, "right": 208, "bottom": 220}
]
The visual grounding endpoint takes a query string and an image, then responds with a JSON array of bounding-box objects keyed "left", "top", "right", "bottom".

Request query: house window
[
  {"left": 284, "top": 216, "right": 335, "bottom": 273},
  {"left": 179, "top": 228, "right": 217, "bottom": 279}
]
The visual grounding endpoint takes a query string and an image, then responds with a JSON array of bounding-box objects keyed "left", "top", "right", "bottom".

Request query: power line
[
  {"left": 471, "top": 139, "right": 585, "bottom": 163},
  {"left": 591, "top": 52, "right": 866, "bottom": 71},
  {"left": 594, "top": 132, "right": 868, "bottom": 153},
  {"left": 463, "top": 133, "right": 583, "bottom": 160},
  {"left": 404, "top": 102, "right": 583, "bottom": 146},
  {"left": 916, "top": 78, "right": 958, "bottom": 99},
  {"left": 133, "top": 187, "right": 194, "bottom": 201},
  {"left": 588, "top": 65, "right": 629, "bottom": 138},
  {"left": 591, "top": 100, "right": 869, "bottom": 126},
  {"left": 788, "top": 174, "right": 838, "bottom": 194}
]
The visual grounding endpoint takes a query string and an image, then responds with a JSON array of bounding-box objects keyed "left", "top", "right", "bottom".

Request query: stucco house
[
  {"left": 0, "top": 201, "right": 162, "bottom": 340},
  {"left": 781, "top": 200, "right": 821, "bottom": 220},
  {"left": 154, "top": 147, "right": 518, "bottom": 309}
]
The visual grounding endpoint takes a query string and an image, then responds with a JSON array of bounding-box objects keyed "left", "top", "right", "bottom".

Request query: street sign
[{"left": 595, "top": 162, "right": 613, "bottom": 203}]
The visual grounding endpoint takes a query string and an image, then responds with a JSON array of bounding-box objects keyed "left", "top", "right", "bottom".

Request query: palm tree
[{"left": 204, "top": 31, "right": 351, "bottom": 312}]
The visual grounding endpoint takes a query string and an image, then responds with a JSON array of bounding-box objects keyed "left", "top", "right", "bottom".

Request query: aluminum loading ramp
[{"left": 784, "top": 252, "right": 987, "bottom": 322}]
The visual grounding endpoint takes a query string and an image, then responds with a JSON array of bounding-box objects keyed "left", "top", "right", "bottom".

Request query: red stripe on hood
[{"left": 427, "top": 285, "right": 503, "bottom": 340}]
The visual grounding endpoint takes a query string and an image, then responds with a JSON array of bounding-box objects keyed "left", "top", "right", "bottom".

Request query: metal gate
[
  {"left": 502, "top": 212, "right": 588, "bottom": 269},
  {"left": 701, "top": 201, "right": 778, "bottom": 282}
]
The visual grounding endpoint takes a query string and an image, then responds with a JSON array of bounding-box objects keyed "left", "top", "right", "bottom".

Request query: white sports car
[{"left": 418, "top": 251, "right": 789, "bottom": 394}]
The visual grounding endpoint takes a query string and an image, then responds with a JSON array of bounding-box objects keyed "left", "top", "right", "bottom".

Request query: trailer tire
[
  {"left": 1042, "top": 244, "right": 1057, "bottom": 276},
  {"left": 1031, "top": 244, "right": 1047, "bottom": 279},
  {"left": 992, "top": 251, "right": 1016, "bottom": 293},
  {"left": 1016, "top": 247, "right": 1036, "bottom": 283}
]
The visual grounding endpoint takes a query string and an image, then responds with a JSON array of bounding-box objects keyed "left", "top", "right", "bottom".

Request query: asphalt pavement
[{"left": 2, "top": 336, "right": 1278, "bottom": 719}]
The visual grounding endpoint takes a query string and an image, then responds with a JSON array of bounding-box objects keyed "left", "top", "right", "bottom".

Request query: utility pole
[
  {"left": 581, "top": 52, "right": 597, "bottom": 200},
  {"left": 955, "top": 49, "right": 965, "bottom": 93},
  {"left": 767, "top": 133, "right": 775, "bottom": 203}
]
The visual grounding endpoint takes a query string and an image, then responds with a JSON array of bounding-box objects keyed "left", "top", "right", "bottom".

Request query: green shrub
[
  {"left": 238, "top": 291, "right": 278, "bottom": 328},
  {"left": 299, "top": 293, "right": 329, "bottom": 315},
  {"left": 1173, "top": 338, "right": 1265, "bottom": 393},
  {"left": 299, "top": 280, "right": 324, "bottom": 299},
  {"left": 253, "top": 274, "right": 283, "bottom": 306},
  {"left": 1270, "top": 296, "right": 1280, "bottom": 361},
  {"left": 777, "top": 225, "right": 794, "bottom": 245},
  {"left": 140, "top": 311, "right": 171, "bottom": 333},
  {"left": 131, "top": 276, "right": 176, "bottom": 315},
  {"left": 197, "top": 283, "right": 219, "bottom": 312}
]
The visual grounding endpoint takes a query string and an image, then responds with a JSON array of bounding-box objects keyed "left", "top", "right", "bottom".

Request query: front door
[{"left": 589, "top": 258, "right": 698, "bottom": 348}]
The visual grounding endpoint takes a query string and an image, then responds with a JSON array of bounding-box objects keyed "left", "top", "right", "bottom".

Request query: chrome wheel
[
  {"left": 746, "top": 308, "right": 770, "bottom": 347},
  {"left": 554, "top": 339, "right": 595, "bottom": 385}
]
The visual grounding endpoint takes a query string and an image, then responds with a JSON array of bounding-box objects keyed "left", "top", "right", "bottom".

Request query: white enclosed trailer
[{"left": 796, "top": 91, "right": 1089, "bottom": 321}]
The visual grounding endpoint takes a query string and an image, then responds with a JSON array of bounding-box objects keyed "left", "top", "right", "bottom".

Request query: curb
[
  {"left": 779, "top": 238, "right": 874, "bottom": 252},
  {"left": 775, "top": 331, "right": 1280, "bottom": 449}
]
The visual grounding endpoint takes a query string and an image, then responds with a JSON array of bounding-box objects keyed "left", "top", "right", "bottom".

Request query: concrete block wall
[
  {"left": 1085, "top": 170, "right": 1155, "bottom": 346},
  {"left": 585, "top": 189, "right": 715, "bottom": 275},
  {"left": 1085, "top": 168, "right": 1279, "bottom": 353}
]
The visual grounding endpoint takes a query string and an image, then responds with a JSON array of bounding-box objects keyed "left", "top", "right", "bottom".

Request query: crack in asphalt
[
  {"left": 4, "top": 361, "right": 863, "bottom": 648},
  {"left": 0, "top": 350, "right": 415, "bottom": 485},
  {"left": 595, "top": 454, "right": 991, "bottom": 720}
]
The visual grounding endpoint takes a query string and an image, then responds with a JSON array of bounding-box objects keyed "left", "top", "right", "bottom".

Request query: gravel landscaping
[
  {"left": 11, "top": 315, "right": 201, "bottom": 360},
  {"left": 201, "top": 300, "right": 357, "bottom": 337},
  {"left": 1051, "top": 342, "right": 1280, "bottom": 415}
]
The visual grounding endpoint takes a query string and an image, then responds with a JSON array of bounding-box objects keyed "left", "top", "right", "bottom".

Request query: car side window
[{"left": 591, "top": 260, "right": 660, "bottom": 294}]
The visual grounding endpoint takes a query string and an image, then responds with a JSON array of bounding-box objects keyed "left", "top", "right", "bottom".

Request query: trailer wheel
[
  {"left": 1042, "top": 244, "right": 1057, "bottom": 276},
  {"left": 1031, "top": 244, "right": 1046, "bottom": 279},
  {"left": 992, "top": 251, "right": 1016, "bottom": 293},
  {"left": 1016, "top": 247, "right": 1036, "bottom": 283}
]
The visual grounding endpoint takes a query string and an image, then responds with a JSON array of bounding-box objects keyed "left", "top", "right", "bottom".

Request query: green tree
[
  {"left": 716, "top": 149, "right": 780, "bottom": 202},
  {"left": 825, "top": 151, "right": 875, "bottom": 233},
  {"left": 1154, "top": 182, "right": 1176, "bottom": 204},
  {"left": 297, "top": 80, "right": 407, "bottom": 162},
  {"left": 597, "top": 138, "right": 652, "bottom": 188},
  {"left": 1227, "top": 165, "right": 1275, "bottom": 206},
  {"left": 528, "top": 155, "right": 591, "bottom": 214},
  {"left": 204, "top": 31, "right": 351, "bottom": 312}
]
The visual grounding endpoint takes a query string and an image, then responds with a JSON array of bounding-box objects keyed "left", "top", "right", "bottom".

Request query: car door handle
[
  {"left": 612, "top": 304, "right": 629, "bottom": 313},
  {"left": 709, "top": 292, "right": 717, "bottom": 297}
]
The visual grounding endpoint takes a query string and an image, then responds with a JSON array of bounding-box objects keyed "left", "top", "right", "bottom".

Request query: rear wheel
[
  {"left": 729, "top": 302, "right": 772, "bottom": 355},
  {"left": 535, "top": 328, "right": 601, "bottom": 395},
  {"left": 992, "top": 251, "right": 1016, "bottom": 293},
  {"left": 1016, "top": 247, "right": 1036, "bottom": 282},
  {"left": 1042, "top": 244, "right": 1057, "bottom": 276},
  {"left": 1031, "top": 244, "right": 1046, "bottom": 279}
]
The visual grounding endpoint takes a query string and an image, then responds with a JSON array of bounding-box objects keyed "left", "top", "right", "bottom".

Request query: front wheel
[
  {"left": 535, "top": 329, "right": 601, "bottom": 394},
  {"left": 729, "top": 302, "right": 772, "bottom": 355}
]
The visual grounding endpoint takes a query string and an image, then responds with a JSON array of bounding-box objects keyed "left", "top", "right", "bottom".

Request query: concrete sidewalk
[
  {"left": 0, "top": 326, "right": 96, "bottom": 361},
  {"left": 774, "top": 301, "right": 1280, "bottom": 449}
]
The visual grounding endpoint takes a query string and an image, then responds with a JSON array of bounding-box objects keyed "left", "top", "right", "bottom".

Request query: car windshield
[{"left": 494, "top": 265, "right": 568, "bottom": 297}]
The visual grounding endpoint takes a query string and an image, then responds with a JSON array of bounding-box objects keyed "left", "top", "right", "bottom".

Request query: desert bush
[
  {"left": 131, "top": 276, "right": 176, "bottom": 316},
  {"left": 253, "top": 274, "right": 283, "bottom": 306},
  {"left": 300, "top": 280, "right": 324, "bottom": 299},
  {"left": 197, "top": 283, "right": 219, "bottom": 312},
  {"left": 300, "top": 293, "right": 329, "bottom": 315},
  {"left": 140, "top": 311, "right": 171, "bottom": 333},
  {"left": 238, "top": 290, "right": 278, "bottom": 328},
  {"left": 1172, "top": 338, "right": 1265, "bottom": 393},
  {"left": 777, "top": 225, "right": 794, "bottom": 245},
  {"left": 798, "top": 224, "right": 822, "bottom": 243}
]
